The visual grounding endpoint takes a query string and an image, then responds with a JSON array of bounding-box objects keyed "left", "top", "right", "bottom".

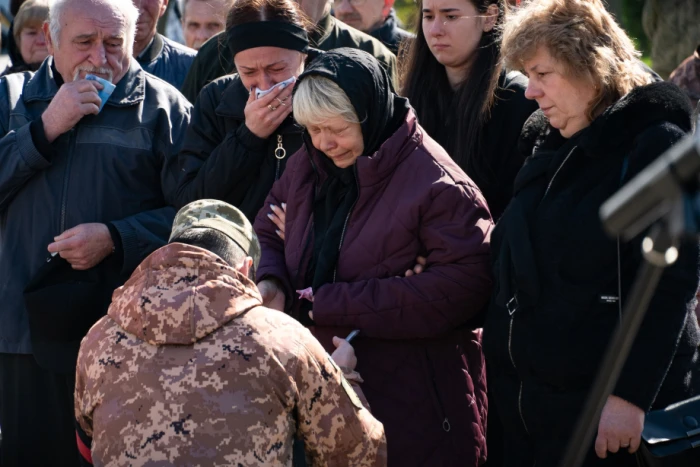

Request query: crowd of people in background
[{"left": 0, "top": 0, "right": 699, "bottom": 466}]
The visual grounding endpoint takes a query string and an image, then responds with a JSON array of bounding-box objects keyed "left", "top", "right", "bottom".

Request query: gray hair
[
  {"left": 293, "top": 76, "right": 360, "bottom": 127},
  {"left": 49, "top": 0, "right": 139, "bottom": 54}
]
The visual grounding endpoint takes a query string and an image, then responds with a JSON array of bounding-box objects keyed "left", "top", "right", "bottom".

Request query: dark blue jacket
[
  {"left": 0, "top": 58, "right": 191, "bottom": 354},
  {"left": 369, "top": 9, "right": 414, "bottom": 55},
  {"left": 136, "top": 34, "right": 196, "bottom": 90}
]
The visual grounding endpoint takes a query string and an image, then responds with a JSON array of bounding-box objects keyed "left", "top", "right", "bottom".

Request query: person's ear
[
  {"left": 482, "top": 3, "right": 498, "bottom": 33},
  {"left": 238, "top": 256, "right": 254, "bottom": 278},
  {"left": 43, "top": 22, "right": 55, "bottom": 55}
]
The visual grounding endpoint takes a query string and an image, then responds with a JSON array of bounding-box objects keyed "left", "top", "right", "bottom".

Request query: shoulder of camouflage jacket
[{"left": 76, "top": 296, "right": 386, "bottom": 465}]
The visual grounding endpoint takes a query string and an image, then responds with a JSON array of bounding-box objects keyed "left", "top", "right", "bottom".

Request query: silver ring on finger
[{"left": 276, "top": 97, "right": 286, "bottom": 107}]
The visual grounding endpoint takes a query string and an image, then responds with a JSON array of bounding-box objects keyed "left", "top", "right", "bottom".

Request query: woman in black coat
[
  {"left": 483, "top": 1, "right": 700, "bottom": 466},
  {"left": 171, "top": 0, "right": 316, "bottom": 221}
]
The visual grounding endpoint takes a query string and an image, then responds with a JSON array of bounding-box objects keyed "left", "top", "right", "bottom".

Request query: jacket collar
[
  {"left": 370, "top": 9, "right": 398, "bottom": 44},
  {"left": 135, "top": 33, "right": 164, "bottom": 65},
  {"left": 23, "top": 56, "right": 146, "bottom": 107},
  {"left": 215, "top": 74, "right": 249, "bottom": 119},
  {"left": 310, "top": 13, "right": 334, "bottom": 47}
]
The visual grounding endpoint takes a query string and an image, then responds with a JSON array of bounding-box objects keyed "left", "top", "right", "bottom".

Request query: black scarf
[{"left": 296, "top": 49, "right": 409, "bottom": 322}]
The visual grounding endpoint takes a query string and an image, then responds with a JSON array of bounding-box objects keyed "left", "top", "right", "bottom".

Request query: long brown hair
[{"left": 400, "top": 0, "right": 506, "bottom": 187}]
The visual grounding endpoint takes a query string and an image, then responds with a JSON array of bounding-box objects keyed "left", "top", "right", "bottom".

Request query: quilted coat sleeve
[
  {"left": 312, "top": 183, "right": 494, "bottom": 340},
  {"left": 253, "top": 152, "right": 297, "bottom": 303}
]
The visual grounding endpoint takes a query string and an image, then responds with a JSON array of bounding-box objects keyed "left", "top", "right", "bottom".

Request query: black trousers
[{"left": 0, "top": 353, "right": 79, "bottom": 467}]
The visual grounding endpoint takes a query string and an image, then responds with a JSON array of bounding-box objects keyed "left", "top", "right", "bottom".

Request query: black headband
[{"left": 227, "top": 21, "right": 310, "bottom": 58}]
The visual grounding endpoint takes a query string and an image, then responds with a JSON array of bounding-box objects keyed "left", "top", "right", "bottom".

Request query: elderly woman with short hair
[
  {"left": 482, "top": 1, "right": 700, "bottom": 466},
  {"left": 2, "top": 0, "right": 49, "bottom": 76},
  {"left": 254, "top": 48, "right": 493, "bottom": 466}
]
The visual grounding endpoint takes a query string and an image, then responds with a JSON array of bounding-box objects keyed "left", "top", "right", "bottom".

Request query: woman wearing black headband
[
  {"left": 254, "top": 48, "right": 493, "bottom": 466},
  {"left": 169, "top": 0, "right": 316, "bottom": 221}
]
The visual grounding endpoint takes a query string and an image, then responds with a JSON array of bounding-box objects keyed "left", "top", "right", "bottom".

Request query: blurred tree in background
[
  {"left": 394, "top": 0, "right": 417, "bottom": 31},
  {"left": 621, "top": 0, "right": 650, "bottom": 57}
]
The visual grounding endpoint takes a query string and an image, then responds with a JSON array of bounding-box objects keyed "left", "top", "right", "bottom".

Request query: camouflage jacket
[
  {"left": 75, "top": 243, "right": 386, "bottom": 466},
  {"left": 670, "top": 45, "right": 700, "bottom": 102}
]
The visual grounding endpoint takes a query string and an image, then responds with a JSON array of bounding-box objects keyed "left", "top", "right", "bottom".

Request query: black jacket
[
  {"left": 369, "top": 9, "right": 414, "bottom": 55},
  {"left": 171, "top": 73, "right": 305, "bottom": 220},
  {"left": 483, "top": 82, "right": 700, "bottom": 465},
  {"left": 478, "top": 71, "right": 539, "bottom": 220}
]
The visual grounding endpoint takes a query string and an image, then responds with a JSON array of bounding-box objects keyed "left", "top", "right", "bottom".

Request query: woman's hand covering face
[{"left": 244, "top": 82, "right": 295, "bottom": 139}]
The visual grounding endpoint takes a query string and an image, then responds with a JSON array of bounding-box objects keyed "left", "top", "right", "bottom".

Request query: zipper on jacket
[
  {"left": 542, "top": 145, "right": 577, "bottom": 200},
  {"left": 332, "top": 165, "right": 360, "bottom": 283},
  {"left": 59, "top": 130, "right": 76, "bottom": 233},
  {"left": 274, "top": 134, "right": 286, "bottom": 181},
  {"left": 507, "top": 297, "right": 530, "bottom": 436},
  {"left": 423, "top": 349, "right": 452, "bottom": 433}
]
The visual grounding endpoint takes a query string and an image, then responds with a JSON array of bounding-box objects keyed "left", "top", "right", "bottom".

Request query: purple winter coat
[{"left": 254, "top": 110, "right": 493, "bottom": 466}]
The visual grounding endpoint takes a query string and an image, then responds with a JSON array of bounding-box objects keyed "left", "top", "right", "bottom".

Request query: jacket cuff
[
  {"left": 236, "top": 124, "right": 268, "bottom": 151},
  {"left": 29, "top": 118, "right": 55, "bottom": 161},
  {"left": 17, "top": 122, "right": 51, "bottom": 170},
  {"left": 106, "top": 222, "right": 124, "bottom": 269},
  {"left": 110, "top": 219, "right": 140, "bottom": 275}
]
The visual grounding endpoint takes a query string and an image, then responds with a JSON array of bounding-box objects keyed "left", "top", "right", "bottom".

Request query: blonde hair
[
  {"left": 293, "top": 76, "right": 360, "bottom": 127},
  {"left": 14, "top": 0, "right": 49, "bottom": 43},
  {"left": 502, "top": 0, "right": 652, "bottom": 120}
]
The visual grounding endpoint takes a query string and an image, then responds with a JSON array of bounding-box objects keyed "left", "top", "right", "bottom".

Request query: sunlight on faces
[
  {"left": 133, "top": 0, "right": 167, "bottom": 44},
  {"left": 19, "top": 24, "right": 49, "bottom": 65},
  {"left": 234, "top": 47, "right": 305, "bottom": 93},
  {"left": 334, "top": 0, "right": 390, "bottom": 34},
  {"left": 522, "top": 47, "right": 597, "bottom": 138},
  {"left": 306, "top": 116, "right": 364, "bottom": 169},
  {"left": 182, "top": 0, "right": 227, "bottom": 50},
  {"left": 421, "top": 0, "right": 496, "bottom": 78},
  {"left": 45, "top": 2, "right": 130, "bottom": 84}
]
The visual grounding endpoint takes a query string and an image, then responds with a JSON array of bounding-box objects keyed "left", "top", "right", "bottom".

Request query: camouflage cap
[{"left": 169, "top": 200, "right": 261, "bottom": 268}]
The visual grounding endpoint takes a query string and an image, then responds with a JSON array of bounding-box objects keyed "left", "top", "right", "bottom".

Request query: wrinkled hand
[
  {"left": 257, "top": 278, "right": 286, "bottom": 311},
  {"left": 244, "top": 82, "right": 294, "bottom": 139},
  {"left": 47, "top": 223, "right": 114, "bottom": 270},
  {"left": 331, "top": 336, "right": 357, "bottom": 371},
  {"left": 268, "top": 203, "right": 286, "bottom": 240},
  {"left": 404, "top": 256, "right": 427, "bottom": 277},
  {"left": 42, "top": 79, "right": 104, "bottom": 142},
  {"left": 595, "top": 394, "right": 645, "bottom": 458}
]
